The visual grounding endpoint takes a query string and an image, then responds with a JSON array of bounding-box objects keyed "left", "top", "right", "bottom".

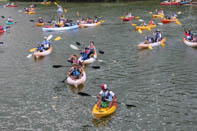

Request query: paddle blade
[
  {"left": 29, "top": 48, "right": 37, "bottom": 53},
  {"left": 54, "top": 2, "right": 57, "bottom": 5},
  {"left": 47, "top": 35, "right": 53, "bottom": 40},
  {"left": 0, "top": 42, "right": 4, "bottom": 44},
  {"left": 70, "top": 44, "right": 80, "bottom": 50},
  {"left": 91, "top": 66, "right": 100, "bottom": 69},
  {"left": 149, "top": 12, "right": 152, "bottom": 14},
  {"left": 1, "top": 16, "right": 5, "bottom": 18},
  {"left": 161, "top": 42, "right": 165, "bottom": 47},
  {"left": 78, "top": 92, "right": 92, "bottom": 97},
  {"left": 157, "top": 23, "right": 163, "bottom": 26},
  {"left": 139, "top": 19, "right": 144, "bottom": 22},
  {"left": 177, "top": 11, "right": 182, "bottom": 15},
  {"left": 53, "top": 65, "right": 64, "bottom": 68},
  {"left": 30, "top": 20, "right": 34, "bottom": 22},
  {"left": 120, "top": 16, "right": 124, "bottom": 19},
  {"left": 136, "top": 16, "right": 140, "bottom": 19},
  {"left": 76, "top": 42, "right": 81, "bottom": 46},
  {"left": 27, "top": 54, "right": 32, "bottom": 58},
  {"left": 176, "top": 19, "right": 182, "bottom": 26},
  {"left": 54, "top": 36, "right": 61, "bottom": 41},
  {"left": 138, "top": 29, "right": 142, "bottom": 34},
  {"left": 76, "top": 12, "right": 80, "bottom": 16},
  {"left": 64, "top": 9, "right": 67, "bottom": 13},
  {"left": 131, "top": 24, "right": 136, "bottom": 26},
  {"left": 148, "top": 45, "right": 152, "bottom": 50},
  {"left": 98, "top": 50, "right": 104, "bottom": 54}
]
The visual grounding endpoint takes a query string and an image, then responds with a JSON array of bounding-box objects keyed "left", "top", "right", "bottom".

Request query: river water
[{"left": 0, "top": 1, "right": 197, "bottom": 131}]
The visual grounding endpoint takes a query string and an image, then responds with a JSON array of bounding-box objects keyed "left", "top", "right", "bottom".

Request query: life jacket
[
  {"left": 72, "top": 68, "right": 81, "bottom": 76},
  {"left": 0, "top": 26, "right": 3, "bottom": 30},
  {"left": 149, "top": 20, "right": 154, "bottom": 25},
  {"left": 8, "top": 18, "right": 13, "bottom": 22},
  {"left": 101, "top": 90, "right": 113, "bottom": 102},
  {"left": 39, "top": 19, "right": 44, "bottom": 23}
]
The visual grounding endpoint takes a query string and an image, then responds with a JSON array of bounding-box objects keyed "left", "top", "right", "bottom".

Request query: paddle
[
  {"left": 75, "top": 42, "right": 104, "bottom": 54},
  {"left": 78, "top": 92, "right": 136, "bottom": 108},
  {"left": 0, "top": 42, "right": 3, "bottom": 44},
  {"left": 27, "top": 35, "right": 53, "bottom": 58},
  {"left": 148, "top": 44, "right": 152, "bottom": 50},
  {"left": 137, "top": 29, "right": 142, "bottom": 34},
  {"left": 30, "top": 20, "right": 34, "bottom": 22},
  {"left": 52, "top": 65, "right": 100, "bottom": 69},
  {"left": 175, "top": 19, "right": 182, "bottom": 26},
  {"left": 1, "top": 16, "right": 5, "bottom": 18}
]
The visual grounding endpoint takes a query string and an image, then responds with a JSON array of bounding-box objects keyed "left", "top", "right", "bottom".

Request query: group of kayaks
[{"left": 160, "top": 0, "right": 189, "bottom": 5}]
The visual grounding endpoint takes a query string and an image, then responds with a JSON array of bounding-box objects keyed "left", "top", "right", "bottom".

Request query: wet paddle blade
[
  {"left": 91, "top": 66, "right": 100, "bottom": 69},
  {"left": 30, "top": 19, "right": 34, "bottom": 22},
  {"left": 54, "top": 36, "right": 61, "bottom": 41},
  {"left": 161, "top": 42, "right": 165, "bottom": 47},
  {"left": 139, "top": 19, "right": 144, "bottom": 22},
  {"left": 64, "top": 9, "right": 67, "bottom": 13},
  {"left": 100, "top": 20, "right": 104, "bottom": 23},
  {"left": 76, "top": 42, "right": 81, "bottom": 46},
  {"left": 135, "top": 16, "right": 140, "bottom": 19},
  {"left": 47, "top": 35, "right": 53, "bottom": 40},
  {"left": 98, "top": 50, "right": 104, "bottom": 54},
  {"left": 29, "top": 48, "right": 37, "bottom": 53},
  {"left": 138, "top": 29, "right": 142, "bottom": 34},
  {"left": 148, "top": 45, "right": 152, "bottom": 50},
  {"left": 27, "top": 54, "right": 32, "bottom": 58},
  {"left": 131, "top": 23, "right": 136, "bottom": 26},
  {"left": 70, "top": 44, "right": 80, "bottom": 50},
  {"left": 176, "top": 19, "right": 182, "bottom": 26},
  {"left": 0, "top": 42, "right": 4, "bottom": 44},
  {"left": 149, "top": 12, "right": 152, "bottom": 14},
  {"left": 120, "top": 16, "right": 124, "bottom": 19},
  {"left": 76, "top": 12, "right": 80, "bottom": 16},
  {"left": 177, "top": 11, "right": 182, "bottom": 15}
]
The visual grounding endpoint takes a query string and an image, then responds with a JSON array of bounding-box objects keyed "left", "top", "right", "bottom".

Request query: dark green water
[{"left": 0, "top": 1, "right": 197, "bottom": 130}]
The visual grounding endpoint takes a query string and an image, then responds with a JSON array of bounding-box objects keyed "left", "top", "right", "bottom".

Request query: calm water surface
[{"left": 0, "top": 1, "right": 197, "bottom": 131}]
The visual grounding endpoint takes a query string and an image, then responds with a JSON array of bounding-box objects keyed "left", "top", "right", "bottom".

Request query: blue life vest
[
  {"left": 72, "top": 68, "right": 81, "bottom": 76},
  {"left": 102, "top": 91, "right": 113, "bottom": 102}
]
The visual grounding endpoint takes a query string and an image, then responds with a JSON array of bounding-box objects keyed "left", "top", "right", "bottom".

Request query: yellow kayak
[
  {"left": 36, "top": 22, "right": 45, "bottom": 27},
  {"left": 152, "top": 14, "right": 164, "bottom": 19},
  {"left": 92, "top": 103, "right": 118, "bottom": 119},
  {"left": 24, "top": 11, "right": 36, "bottom": 14},
  {"left": 136, "top": 24, "right": 156, "bottom": 30}
]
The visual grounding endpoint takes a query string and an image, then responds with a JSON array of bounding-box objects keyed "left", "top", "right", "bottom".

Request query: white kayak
[
  {"left": 80, "top": 21, "right": 101, "bottom": 27},
  {"left": 183, "top": 38, "right": 197, "bottom": 47},
  {"left": 138, "top": 38, "right": 166, "bottom": 49},
  {"left": 67, "top": 69, "right": 86, "bottom": 88},
  {"left": 78, "top": 51, "right": 97, "bottom": 65},
  {"left": 33, "top": 47, "right": 53, "bottom": 58},
  {"left": 42, "top": 25, "right": 79, "bottom": 32}
]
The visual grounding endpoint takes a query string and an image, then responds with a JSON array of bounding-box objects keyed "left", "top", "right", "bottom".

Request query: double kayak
[
  {"left": 36, "top": 22, "right": 45, "bottom": 27},
  {"left": 161, "top": 18, "right": 177, "bottom": 24},
  {"left": 67, "top": 69, "right": 86, "bottom": 88},
  {"left": 33, "top": 46, "right": 53, "bottom": 58},
  {"left": 78, "top": 50, "right": 97, "bottom": 65},
  {"left": 138, "top": 38, "right": 166, "bottom": 49},
  {"left": 79, "top": 21, "right": 102, "bottom": 27},
  {"left": 183, "top": 38, "right": 197, "bottom": 47},
  {"left": 120, "top": 16, "right": 135, "bottom": 21},
  {"left": 42, "top": 25, "right": 79, "bottom": 31},
  {"left": 136, "top": 24, "right": 156, "bottom": 30},
  {"left": 6, "top": 21, "right": 13, "bottom": 25},
  {"left": 92, "top": 103, "right": 118, "bottom": 119},
  {"left": 152, "top": 14, "right": 164, "bottom": 19},
  {"left": 24, "top": 11, "right": 36, "bottom": 14},
  {"left": 160, "top": 2, "right": 182, "bottom": 5}
]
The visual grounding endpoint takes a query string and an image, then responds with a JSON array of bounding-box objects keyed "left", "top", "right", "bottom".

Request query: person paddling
[
  {"left": 153, "top": 29, "right": 162, "bottom": 42},
  {"left": 67, "top": 63, "right": 83, "bottom": 80},
  {"left": 87, "top": 41, "right": 96, "bottom": 58},
  {"left": 68, "top": 54, "right": 83, "bottom": 67},
  {"left": 42, "top": 37, "right": 51, "bottom": 50},
  {"left": 36, "top": 42, "right": 44, "bottom": 52},
  {"left": 149, "top": 20, "right": 155, "bottom": 25},
  {"left": 7, "top": 16, "right": 13, "bottom": 22},
  {"left": 184, "top": 26, "right": 193, "bottom": 41},
  {"left": 38, "top": 17, "right": 44, "bottom": 23},
  {"left": 80, "top": 47, "right": 90, "bottom": 61},
  {"left": 97, "top": 84, "right": 117, "bottom": 109}
]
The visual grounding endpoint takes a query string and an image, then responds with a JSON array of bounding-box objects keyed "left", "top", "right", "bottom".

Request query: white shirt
[{"left": 99, "top": 90, "right": 115, "bottom": 97}]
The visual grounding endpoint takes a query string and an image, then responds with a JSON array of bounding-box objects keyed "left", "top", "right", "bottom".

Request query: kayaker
[
  {"left": 97, "top": 84, "right": 117, "bottom": 109},
  {"left": 68, "top": 54, "right": 83, "bottom": 66},
  {"left": 88, "top": 41, "right": 96, "bottom": 57},
  {"left": 158, "top": 8, "right": 164, "bottom": 15},
  {"left": 145, "top": 36, "right": 154, "bottom": 44},
  {"left": 149, "top": 20, "right": 155, "bottom": 25},
  {"left": 7, "top": 16, "right": 13, "bottom": 22},
  {"left": 184, "top": 27, "right": 193, "bottom": 41},
  {"left": 36, "top": 42, "right": 44, "bottom": 52},
  {"left": 153, "top": 29, "right": 162, "bottom": 42},
  {"left": 42, "top": 37, "right": 51, "bottom": 50},
  {"left": 38, "top": 17, "right": 44, "bottom": 23},
  {"left": 67, "top": 63, "right": 82, "bottom": 80},
  {"left": 94, "top": 16, "right": 99, "bottom": 23},
  {"left": 155, "top": 9, "right": 158, "bottom": 15},
  {"left": 192, "top": 33, "right": 197, "bottom": 42},
  {"left": 80, "top": 47, "right": 90, "bottom": 61},
  {"left": 126, "top": 12, "right": 132, "bottom": 18},
  {"left": 24, "top": 8, "right": 29, "bottom": 12},
  {"left": 0, "top": 26, "right": 5, "bottom": 32}
]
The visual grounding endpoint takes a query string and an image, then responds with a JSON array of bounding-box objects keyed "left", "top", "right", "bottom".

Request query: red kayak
[
  {"left": 161, "top": 18, "right": 177, "bottom": 24},
  {"left": 6, "top": 5, "right": 18, "bottom": 7},
  {"left": 160, "top": 2, "right": 182, "bottom": 5},
  {"left": 121, "top": 16, "right": 135, "bottom": 21}
]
